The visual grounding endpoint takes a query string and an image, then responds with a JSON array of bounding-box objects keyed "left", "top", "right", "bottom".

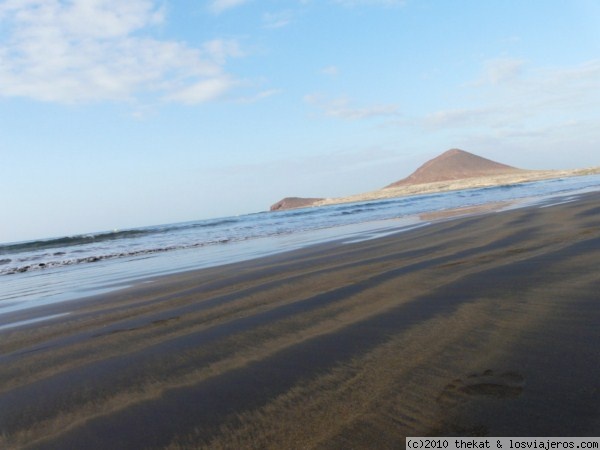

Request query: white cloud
[
  {"left": 0, "top": 0, "right": 242, "bottom": 104},
  {"left": 478, "top": 57, "right": 525, "bottom": 85},
  {"left": 471, "top": 59, "right": 597, "bottom": 116},
  {"left": 165, "top": 77, "right": 235, "bottom": 105},
  {"left": 321, "top": 65, "right": 340, "bottom": 76},
  {"left": 417, "top": 58, "right": 600, "bottom": 153},
  {"left": 0, "top": 0, "right": 164, "bottom": 37},
  {"left": 236, "top": 88, "right": 283, "bottom": 103},
  {"left": 262, "top": 10, "right": 294, "bottom": 29},
  {"left": 423, "top": 107, "right": 499, "bottom": 129},
  {"left": 208, "top": 0, "right": 250, "bottom": 14},
  {"left": 305, "top": 94, "right": 399, "bottom": 120},
  {"left": 203, "top": 39, "right": 244, "bottom": 64}
]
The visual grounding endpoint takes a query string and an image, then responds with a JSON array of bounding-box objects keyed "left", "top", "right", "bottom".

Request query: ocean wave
[
  {"left": 338, "top": 207, "right": 378, "bottom": 216},
  {"left": 281, "top": 209, "right": 316, "bottom": 218},
  {"left": 356, "top": 199, "right": 396, "bottom": 208},
  {"left": 0, "top": 229, "right": 156, "bottom": 255},
  {"left": 3, "top": 175, "right": 598, "bottom": 279},
  {"left": 0, "top": 236, "right": 239, "bottom": 276},
  {"left": 195, "top": 218, "right": 239, "bottom": 228}
]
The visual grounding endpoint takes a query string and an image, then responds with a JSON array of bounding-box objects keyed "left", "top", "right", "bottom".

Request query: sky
[{"left": 1, "top": 0, "right": 600, "bottom": 243}]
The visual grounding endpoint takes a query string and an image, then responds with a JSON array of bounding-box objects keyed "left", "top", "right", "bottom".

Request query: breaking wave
[{"left": 0, "top": 229, "right": 155, "bottom": 255}]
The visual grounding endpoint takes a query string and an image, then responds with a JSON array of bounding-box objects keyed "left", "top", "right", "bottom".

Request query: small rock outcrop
[{"left": 270, "top": 197, "right": 323, "bottom": 211}]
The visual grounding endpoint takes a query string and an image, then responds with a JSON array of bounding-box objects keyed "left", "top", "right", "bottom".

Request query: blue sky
[{"left": 1, "top": 0, "right": 600, "bottom": 243}]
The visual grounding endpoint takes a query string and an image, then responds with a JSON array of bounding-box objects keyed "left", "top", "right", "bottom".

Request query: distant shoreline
[
  {"left": 271, "top": 147, "right": 600, "bottom": 211},
  {"left": 288, "top": 167, "right": 600, "bottom": 210}
]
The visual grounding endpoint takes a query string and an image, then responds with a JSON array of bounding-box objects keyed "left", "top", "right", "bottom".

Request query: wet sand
[{"left": 0, "top": 193, "right": 599, "bottom": 449}]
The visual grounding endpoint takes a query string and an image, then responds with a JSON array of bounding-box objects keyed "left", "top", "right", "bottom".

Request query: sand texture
[{"left": 0, "top": 193, "right": 599, "bottom": 449}]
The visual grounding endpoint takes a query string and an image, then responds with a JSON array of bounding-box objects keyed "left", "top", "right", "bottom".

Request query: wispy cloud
[
  {"left": 321, "top": 65, "right": 340, "bottom": 76},
  {"left": 420, "top": 58, "right": 600, "bottom": 133},
  {"left": 203, "top": 39, "right": 244, "bottom": 64},
  {"left": 305, "top": 94, "right": 400, "bottom": 120},
  {"left": 236, "top": 88, "right": 283, "bottom": 104},
  {"left": 423, "top": 107, "right": 499, "bottom": 129},
  {"left": 0, "top": 0, "right": 242, "bottom": 104},
  {"left": 477, "top": 57, "right": 525, "bottom": 85},
  {"left": 262, "top": 10, "right": 294, "bottom": 29},
  {"left": 207, "top": 0, "right": 251, "bottom": 14},
  {"left": 165, "top": 77, "right": 235, "bottom": 104}
]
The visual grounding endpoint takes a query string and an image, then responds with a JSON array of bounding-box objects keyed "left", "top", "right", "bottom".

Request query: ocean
[{"left": 2, "top": 174, "right": 600, "bottom": 327}]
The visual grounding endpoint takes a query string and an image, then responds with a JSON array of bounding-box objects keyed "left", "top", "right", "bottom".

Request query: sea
[{"left": 2, "top": 174, "right": 600, "bottom": 329}]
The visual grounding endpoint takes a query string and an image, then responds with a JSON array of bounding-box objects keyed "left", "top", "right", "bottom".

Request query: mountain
[
  {"left": 385, "top": 148, "right": 521, "bottom": 188},
  {"left": 269, "top": 148, "right": 600, "bottom": 211}
]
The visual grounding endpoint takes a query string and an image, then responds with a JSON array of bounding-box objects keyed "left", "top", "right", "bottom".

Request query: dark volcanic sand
[{"left": 0, "top": 193, "right": 599, "bottom": 449}]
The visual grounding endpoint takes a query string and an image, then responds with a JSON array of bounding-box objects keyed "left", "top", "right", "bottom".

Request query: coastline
[
  {"left": 3, "top": 173, "right": 600, "bottom": 319},
  {"left": 313, "top": 167, "right": 600, "bottom": 208},
  {"left": 0, "top": 191, "right": 599, "bottom": 448}
]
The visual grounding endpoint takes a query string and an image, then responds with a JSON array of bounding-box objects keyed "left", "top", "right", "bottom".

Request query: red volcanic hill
[
  {"left": 270, "top": 149, "right": 526, "bottom": 211},
  {"left": 385, "top": 148, "right": 521, "bottom": 188}
]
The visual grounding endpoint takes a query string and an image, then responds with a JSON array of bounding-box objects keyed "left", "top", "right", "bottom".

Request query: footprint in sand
[{"left": 437, "top": 369, "right": 525, "bottom": 405}]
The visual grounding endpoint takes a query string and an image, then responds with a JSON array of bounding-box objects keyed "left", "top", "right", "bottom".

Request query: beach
[{"left": 0, "top": 192, "right": 599, "bottom": 449}]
